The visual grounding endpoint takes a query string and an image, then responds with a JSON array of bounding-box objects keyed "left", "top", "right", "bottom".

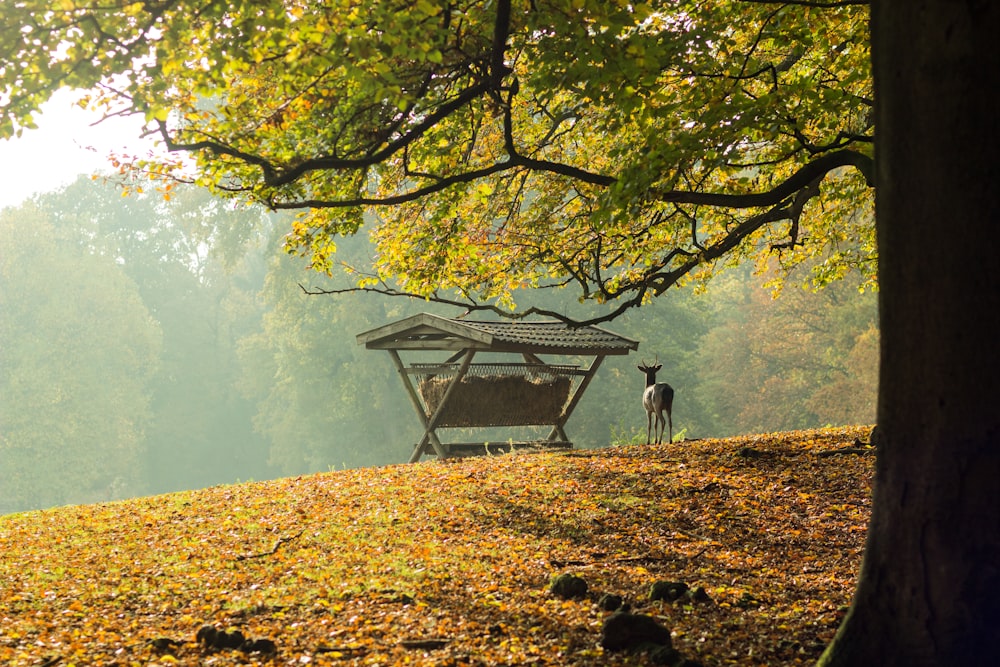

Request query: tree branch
[
  {"left": 738, "top": 0, "right": 868, "bottom": 6},
  {"left": 299, "top": 280, "right": 647, "bottom": 328},
  {"left": 652, "top": 149, "right": 872, "bottom": 209},
  {"left": 301, "top": 148, "right": 853, "bottom": 327},
  {"left": 159, "top": 0, "right": 516, "bottom": 191},
  {"left": 235, "top": 530, "right": 304, "bottom": 561}
]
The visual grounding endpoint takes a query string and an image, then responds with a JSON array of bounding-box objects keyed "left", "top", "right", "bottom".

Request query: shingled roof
[{"left": 357, "top": 312, "right": 638, "bottom": 356}]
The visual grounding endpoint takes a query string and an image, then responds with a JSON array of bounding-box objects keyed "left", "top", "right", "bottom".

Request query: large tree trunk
[{"left": 818, "top": 1, "right": 1000, "bottom": 665}]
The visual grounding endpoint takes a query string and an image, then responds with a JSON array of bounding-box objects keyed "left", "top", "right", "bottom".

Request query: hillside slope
[{"left": 0, "top": 426, "right": 874, "bottom": 666}]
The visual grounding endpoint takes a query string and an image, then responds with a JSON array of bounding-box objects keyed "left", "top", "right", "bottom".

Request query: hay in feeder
[{"left": 418, "top": 373, "right": 572, "bottom": 427}]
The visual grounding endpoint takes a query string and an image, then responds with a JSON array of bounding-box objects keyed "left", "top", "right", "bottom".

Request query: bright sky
[{"left": 0, "top": 89, "right": 153, "bottom": 210}]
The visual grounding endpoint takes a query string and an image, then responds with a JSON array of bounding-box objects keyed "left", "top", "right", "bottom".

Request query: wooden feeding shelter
[{"left": 357, "top": 313, "right": 638, "bottom": 462}]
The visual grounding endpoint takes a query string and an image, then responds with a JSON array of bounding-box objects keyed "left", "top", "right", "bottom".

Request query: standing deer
[{"left": 638, "top": 360, "right": 674, "bottom": 444}]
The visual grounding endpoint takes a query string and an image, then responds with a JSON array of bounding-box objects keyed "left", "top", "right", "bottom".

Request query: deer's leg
[
  {"left": 646, "top": 411, "right": 653, "bottom": 445},
  {"left": 665, "top": 394, "right": 674, "bottom": 444}
]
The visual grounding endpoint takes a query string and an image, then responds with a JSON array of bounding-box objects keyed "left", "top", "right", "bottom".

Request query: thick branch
[
  {"left": 158, "top": 78, "right": 496, "bottom": 187},
  {"left": 649, "top": 202, "right": 799, "bottom": 295},
  {"left": 738, "top": 0, "right": 868, "bottom": 6},
  {"left": 273, "top": 146, "right": 859, "bottom": 212},
  {"left": 270, "top": 152, "right": 613, "bottom": 210},
  {"left": 652, "top": 149, "right": 872, "bottom": 209}
]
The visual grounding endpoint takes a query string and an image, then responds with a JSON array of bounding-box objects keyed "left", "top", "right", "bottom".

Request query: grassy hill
[{"left": 0, "top": 426, "right": 874, "bottom": 666}]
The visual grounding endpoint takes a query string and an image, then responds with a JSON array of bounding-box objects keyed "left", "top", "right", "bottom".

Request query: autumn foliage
[{"left": 0, "top": 426, "right": 873, "bottom": 666}]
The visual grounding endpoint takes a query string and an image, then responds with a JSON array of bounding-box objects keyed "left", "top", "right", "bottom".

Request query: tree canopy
[{"left": 1, "top": 0, "right": 874, "bottom": 324}]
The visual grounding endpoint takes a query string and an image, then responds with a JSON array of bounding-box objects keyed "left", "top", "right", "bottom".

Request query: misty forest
[
  {"left": 4, "top": 0, "right": 1000, "bottom": 664},
  {"left": 1, "top": 175, "right": 876, "bottom": 514}
]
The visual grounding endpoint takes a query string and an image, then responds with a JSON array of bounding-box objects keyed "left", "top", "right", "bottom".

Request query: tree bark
[{"left": 819, "top": 1, "right": 1000, "bottom": 665}]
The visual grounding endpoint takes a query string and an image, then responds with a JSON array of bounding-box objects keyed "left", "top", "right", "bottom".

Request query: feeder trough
[{"left": 357, "top": 313, "right": 638, "bottom": 461}]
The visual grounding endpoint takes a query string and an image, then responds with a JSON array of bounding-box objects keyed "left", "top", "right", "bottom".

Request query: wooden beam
[
  {"left": 364, "top": 339, "right": 492, "bottom": 351},
  {"left": 416, "top": 350, "right": 476, "bottom": 460},
  {"left": 545, "top": 355, "right": 605, "bottom": 443},
  {"left": 357, "top": 313, "right": 493, "bottom": 349},
  {"left": 387, "top": 349, "right": 449, "bottom": 461},
  {"left": 446, "top": 441, "right": 573, "bottom": 457}
]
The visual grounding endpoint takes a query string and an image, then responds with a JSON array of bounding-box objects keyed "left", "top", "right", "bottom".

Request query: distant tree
[
  {"left": 696, "top": 267, "right": 877, "bottom": 435},
  {"left": 807, "top": 324, "right": 877, "bottom": 427},
  {"left": 34, "top": 179, "right": 277, "bottom": 492},
  {"left": 237, "top": 233, "right": 416, "bottom": 472},
  {"left": 0, "top": 203, "right": 161, "bottom": 510}
]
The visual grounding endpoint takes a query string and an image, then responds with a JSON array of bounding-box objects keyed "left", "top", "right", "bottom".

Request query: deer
[{"left": 638, "top": 359, "right": 674, "bottom": 444}]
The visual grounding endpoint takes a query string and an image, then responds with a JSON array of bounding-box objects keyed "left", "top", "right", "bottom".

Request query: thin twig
[
  {"left": 236, "top": 530, "right": 304, "bottom": 561},
  {"left": 316, "top": 645, "right": 368, "bottom": 655},
  {"left": 401, "top": 638, "right": 450, "bottom": 650},
  {"left": 816, "top": 447, "right": 875, "bottom": 458}
]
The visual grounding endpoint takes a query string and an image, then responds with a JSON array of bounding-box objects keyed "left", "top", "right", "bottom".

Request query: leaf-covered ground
[{"left": 0, "top": 426, "right": 874, "bottom": 667}]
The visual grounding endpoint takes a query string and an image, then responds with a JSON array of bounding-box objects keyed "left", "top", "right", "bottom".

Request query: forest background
[{"left": 1, "top": 176, "right": 876, "bottom": 514}]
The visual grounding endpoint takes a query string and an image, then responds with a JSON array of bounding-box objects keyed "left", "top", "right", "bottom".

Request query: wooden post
[
  {"left": 406, "top": 350, "right": 476, "bottom": 461},
  {"left": 387, "top": 349, "right": 450, "bottom": 461},
  {"left": 424, "top": 351, "right": 474, "bottom": 454},
  {"left": 545, "top": 355, "right": 605, "bottom": 443}
]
